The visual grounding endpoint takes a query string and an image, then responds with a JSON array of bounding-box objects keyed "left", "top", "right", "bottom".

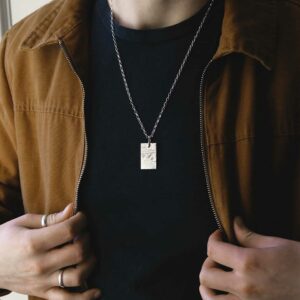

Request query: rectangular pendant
[{"left": 140, "top": 143, "right": 157, "bottom": 170}]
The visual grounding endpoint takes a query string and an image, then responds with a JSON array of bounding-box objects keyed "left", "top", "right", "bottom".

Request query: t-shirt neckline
[{"left": 95, "top": 0, "right": 221, "bottom": 43}]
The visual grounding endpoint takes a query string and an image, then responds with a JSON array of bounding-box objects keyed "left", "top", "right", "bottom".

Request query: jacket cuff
[{"left": 0, "top": 288, "right": 11, "bottom": 296}]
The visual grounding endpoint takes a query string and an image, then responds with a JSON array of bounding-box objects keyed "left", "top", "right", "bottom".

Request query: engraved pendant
[{"left": 140, "top": 143, "right": 157, "bottom": 170}]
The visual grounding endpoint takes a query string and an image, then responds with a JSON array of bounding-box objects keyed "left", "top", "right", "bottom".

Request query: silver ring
[
  {"left": 41, "top": 214, "right": 48, "bottom": 227},
  {"left": 58, "top": 269, "right": 65, "bottom": 288}
]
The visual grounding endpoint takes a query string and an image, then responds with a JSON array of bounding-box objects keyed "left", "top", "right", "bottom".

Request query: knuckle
[
  {"left": 199, "top": 267, "right": 207, "bottom": 286},
  {"left": 77, "top": 211, "right": 87, "bottom": 221},
  {"left": 240, "top": 250, "right": 258, "bottom": 271},
  {"left": 74, "top": 243, "right": 86, "bottom": 263},
  {"left": 199, "top": 285, "right": 208, "bottom": 300},
  {"left": 23, "top": 235, "right": 38, "bottom": 254},
  {"left": 207, "top": 244, "right": 214, "bottom": 258},
  {"left": 206, "top": 236, "right": 214, "bottom": 257},
  {"left": 238, "top": 280, "right": 258, "bottom": 298},
  {"left": 31, "top": 259, "right": 46, "bottom": 276},
  {"left": 22, "top": 213, "right": 33, "bottom": 223},
  {"left": 63, "top": 223, "right": 76, "bottom": 240},
  {"left": 72, "top": 270, "right": 85, "bottom": 286}
]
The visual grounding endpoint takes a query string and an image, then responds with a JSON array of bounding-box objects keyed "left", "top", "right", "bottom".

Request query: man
[{"left": 0, "top": 0, "right": 299, "bottom": 299}]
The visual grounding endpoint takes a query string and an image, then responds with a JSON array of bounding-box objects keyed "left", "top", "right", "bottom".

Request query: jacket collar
[
  {"left": 214, "top": 0, "right": 277, "bottom": 70},
  {"left": 20, "top": 0, "right": 93, "bottom": 49},
  {"left": 20, "top": 0, "right": 277, "bottom": 70}
]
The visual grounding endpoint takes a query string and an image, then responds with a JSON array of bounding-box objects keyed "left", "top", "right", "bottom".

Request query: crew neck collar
[{"left": 95, "top": 0, "right": 223, "bottom": 43}]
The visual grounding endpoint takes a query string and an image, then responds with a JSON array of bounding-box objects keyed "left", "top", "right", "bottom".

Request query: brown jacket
[{"left": 1, "top": 0, "right": 300, "bottom": 298}]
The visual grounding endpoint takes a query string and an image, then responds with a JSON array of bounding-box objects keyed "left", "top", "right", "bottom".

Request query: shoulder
[{"left": 2, "top": 0, "right": 63, "bottom": 54}]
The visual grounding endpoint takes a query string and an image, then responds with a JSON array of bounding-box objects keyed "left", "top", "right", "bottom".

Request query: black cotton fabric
[{"left": 79, "top": 0, "right": 224, "bottom": 299}]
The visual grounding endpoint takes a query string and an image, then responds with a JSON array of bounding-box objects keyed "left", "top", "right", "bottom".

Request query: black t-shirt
[{"left": 79, "top": 0, "right": 224, "bottom": 299}]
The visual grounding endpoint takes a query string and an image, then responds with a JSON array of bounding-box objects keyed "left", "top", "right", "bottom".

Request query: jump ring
[{"left": 41, "top": 214, "right": 48, "bottom": 228}]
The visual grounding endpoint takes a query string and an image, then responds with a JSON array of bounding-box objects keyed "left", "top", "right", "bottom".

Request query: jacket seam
[
  {"left": 207, "top": 133, "right": 300, "bottom": 146},
  {"left": 21, "top": 7, "right": 86, "bottom": 50},
  {"left": 14, "top": 107, "right": 83, "bottom": 119},
  {"left": 20, "top": 1, "right": 63, "bottom": 48}
]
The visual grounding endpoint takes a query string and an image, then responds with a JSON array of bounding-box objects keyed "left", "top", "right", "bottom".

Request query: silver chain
[{"left": 110, "top": 0, "right": 215, "bottom": 145}]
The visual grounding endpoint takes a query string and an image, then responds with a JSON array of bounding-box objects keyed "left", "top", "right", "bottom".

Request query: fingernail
[
  {"left": 63, "top": 204, "right": 71, "bottom": 213},
  {"left": 94, "top": 290, "right": 101, "bottom": 299},
  {"left": 63, "top": 203, "right": 74, "bottom": 216}
]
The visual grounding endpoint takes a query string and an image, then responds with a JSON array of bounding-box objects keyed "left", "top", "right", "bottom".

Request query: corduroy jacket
[{"left": 0, "top": 0, "right": 300, "bottom": 299}]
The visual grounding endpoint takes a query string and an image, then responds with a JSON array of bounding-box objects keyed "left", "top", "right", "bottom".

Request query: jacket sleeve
[{"left": 0, "top": 31, "right": 24, "bottom": 296}]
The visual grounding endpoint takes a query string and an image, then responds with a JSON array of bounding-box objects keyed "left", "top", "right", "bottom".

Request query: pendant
[{"left": 140, "top": 143, "right": 157, "bottom": 170}]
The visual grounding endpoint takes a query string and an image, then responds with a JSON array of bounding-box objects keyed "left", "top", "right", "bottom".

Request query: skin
[
  {"left": 0, "top": 204, "right": 101, "bottom": 300},
  {"left": 199, "top": 217, "right": 300, "bottom": 299},
  {"left": 109, "top": 0, "right": 209, "bottom": 29}
]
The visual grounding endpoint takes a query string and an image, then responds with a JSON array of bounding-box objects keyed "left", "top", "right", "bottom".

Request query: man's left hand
[{"left": 199, "top": 217, "right": 300, "bottom": 300}]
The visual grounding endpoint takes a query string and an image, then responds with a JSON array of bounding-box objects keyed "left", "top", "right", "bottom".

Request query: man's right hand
[{"left": 0, "top": 204, "right": 101, "bottom": 300}]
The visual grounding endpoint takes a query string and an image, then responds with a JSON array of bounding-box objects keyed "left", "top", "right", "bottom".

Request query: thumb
[
  {"left": 234, "top": 216, "right": 282, "bottom": 248},
  {"left": 46, "top": 203, "right": 74, "bottom": 226},
  {"left": 16, "top": 203, "right": 74, "bottom": 229}
]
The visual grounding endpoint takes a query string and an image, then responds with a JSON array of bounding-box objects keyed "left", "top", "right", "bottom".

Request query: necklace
[{"left": 109, "top": 0, "right": 215, "bottom": 170}]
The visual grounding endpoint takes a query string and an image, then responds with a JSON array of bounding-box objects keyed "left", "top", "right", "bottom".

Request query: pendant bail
[{"left": 147, "top": 137, "right": 151, "bottom": 148}]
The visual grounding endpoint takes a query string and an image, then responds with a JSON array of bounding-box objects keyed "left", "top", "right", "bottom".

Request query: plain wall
[{"left": 11, "top": 0, "right": 51, "bottom": 24}]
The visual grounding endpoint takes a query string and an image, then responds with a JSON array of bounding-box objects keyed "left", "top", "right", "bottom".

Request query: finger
[
  {"left": 207, "top": 230, "right": 246, "bottom": 269},
  {"left": 200, "top": 284, "right": 218, "bottom": 298},
  {"left": 234, "top": 217, "right": 284, "bottom": 248},
  {"left": 46, "top": 203, "right": 74, "bottom": 226},
  {"left": 46, "top": 234, "right": 91, "bottom": 273},
  {"left": 15, "top": 203, "right": 73, "bottom": 229},
  {"left": 31, "top": 212, "right": 87, "bottom": 250},
  {"left": 200, "top": 285, "right": 239, "bottom": 300},
  {"left": 200, "top": 257, "right": 235, "bottom": 294},
  {"left": 46, "top": 287, "right": 101, "bottom": 300},
  {"left": 50, "top": 255, "right": 97, "bottom": 288}
]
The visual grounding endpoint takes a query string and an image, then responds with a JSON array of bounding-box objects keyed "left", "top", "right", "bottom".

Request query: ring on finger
[
  {"left": 58, "top": 269, "right": 66, "bottom": 288},
  {"left": 41, "top": 214, "right": 48, "bottom": 228},
  {"left": 56, "top": 263, "right": 92, "bottom": 289}
]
